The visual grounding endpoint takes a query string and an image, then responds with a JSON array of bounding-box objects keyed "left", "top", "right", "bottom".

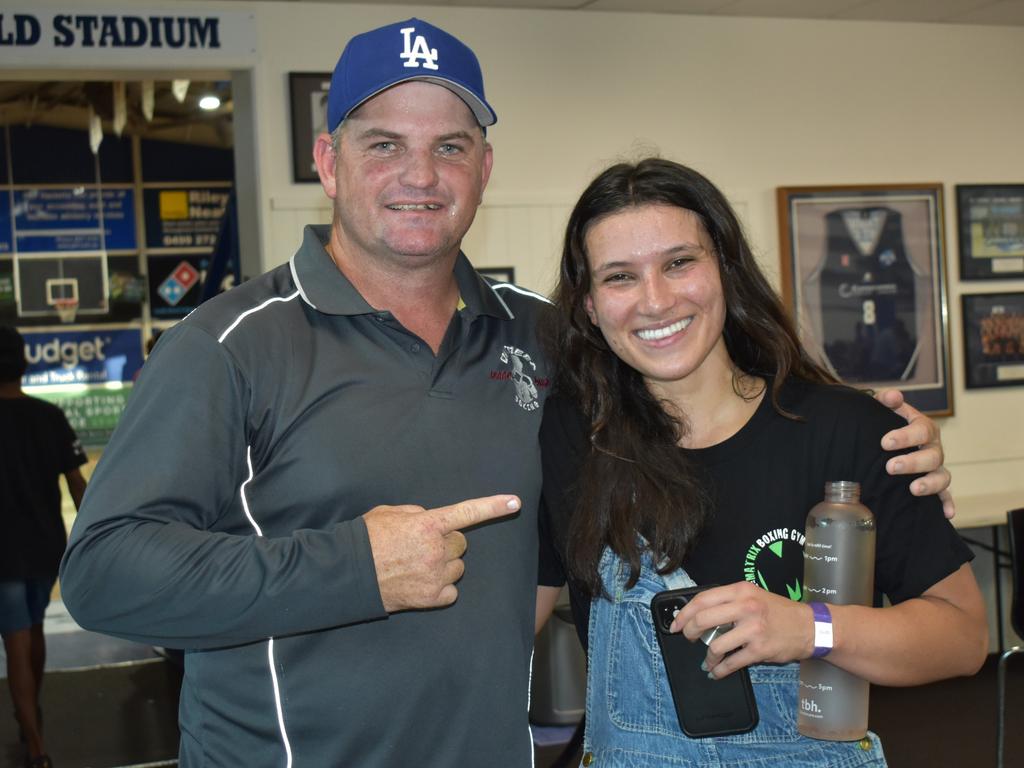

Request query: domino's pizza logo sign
[{"left": 157, "top": 260, "right": 200, "bottom": 306}]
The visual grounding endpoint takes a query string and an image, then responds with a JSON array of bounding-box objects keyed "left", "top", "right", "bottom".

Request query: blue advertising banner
[
  {"left": 0, "top": 192, "right": 11, "bottom": 253},
  {"left": 143, "top": 186, "right": 231, "bottom": 249},
  {"left": 22, "top": 327, "right": 143, "bottom": 386},
  {"left": 8, "top": 187, "right": 136, "bottom": 252}
]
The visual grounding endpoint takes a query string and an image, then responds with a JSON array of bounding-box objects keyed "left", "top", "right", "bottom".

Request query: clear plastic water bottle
[{"left": 798, "top": 480, "right": 875, "bottom": 741}]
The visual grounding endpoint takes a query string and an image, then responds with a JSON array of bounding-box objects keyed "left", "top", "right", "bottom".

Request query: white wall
[
  {"left": 253, "top": 2, "right": 1024, "bottom": 497},
  {"left": 5, "top": 0, "right": 1022, "bottom": 647}
]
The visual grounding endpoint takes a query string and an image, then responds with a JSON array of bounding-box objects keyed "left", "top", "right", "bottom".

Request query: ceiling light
[{"left": 199, "top": 94, "right": 221, "bottom": 111}]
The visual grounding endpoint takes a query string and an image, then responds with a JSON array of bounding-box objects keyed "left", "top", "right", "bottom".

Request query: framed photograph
[
  {"left": 962, "top": 292, "right": 1024, "bottom": 389},
  {"left": 956, "top": 184, "right": 1024, "bottom": 280},
  {"left": 288, "top": 72, "right": 332, "bottom": 183},
  {"left": 479, "top": 266, "right": 516, "bottom": 284},
  {"left": 777, "top": 184, "right": 953, "bottom": 415}
]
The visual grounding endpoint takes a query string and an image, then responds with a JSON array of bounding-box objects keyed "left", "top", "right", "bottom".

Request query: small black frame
[
  {"left": 478, "top": 266, "right": 516, "bottom": 284},
  {"left": 288, "top": 72, "right": 332, "bottom": 183},
  {"left": 956, "top": 184, "right": 1024, "bottom": 280},
  {"left": 961, "top": 291, "right": 1024, "bottom": 389}
]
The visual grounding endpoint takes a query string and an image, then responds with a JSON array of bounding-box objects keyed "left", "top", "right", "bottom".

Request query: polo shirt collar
[{"left": 290, "top": 224, "right": 514, "bottom": 320}]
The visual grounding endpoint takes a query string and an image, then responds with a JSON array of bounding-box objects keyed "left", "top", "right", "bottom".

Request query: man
[
  {"left": 60, "top": 18, "right": 949, "bottom": 767},
  {"left": 1, "top": 326, "right": 88, "bottom": 768}
]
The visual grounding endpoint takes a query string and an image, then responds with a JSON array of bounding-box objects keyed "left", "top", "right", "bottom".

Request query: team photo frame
[
  {"left": 776, "top": 184, "right": 953, "bottom": 415},
  {"left": 961, "top": 292, "right": 1024, "bottom": 389},
  {"left": 956, "top": 184, "right": 1024, "bottom": 280},
  {"left": 288, "top": 72, "right": 332, "bottom": 183}
]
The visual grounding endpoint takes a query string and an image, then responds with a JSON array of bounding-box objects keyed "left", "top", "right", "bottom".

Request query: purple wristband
[{"left": 809, "top": 601, "right": 833, "bottom": 658}]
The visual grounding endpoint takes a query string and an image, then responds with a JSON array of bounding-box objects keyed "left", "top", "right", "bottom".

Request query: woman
[{"left": 536, "top": 159, "right": 986, "bottom": 766}]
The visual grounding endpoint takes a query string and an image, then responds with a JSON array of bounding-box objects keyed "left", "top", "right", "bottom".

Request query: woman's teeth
[{"left": 636, "top": 317, "right": 692, "bottom": 341}]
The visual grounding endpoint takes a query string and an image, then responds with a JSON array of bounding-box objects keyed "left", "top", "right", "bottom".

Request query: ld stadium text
[{"left": 0, "top": 13, "right": 221, "bottom": 49}]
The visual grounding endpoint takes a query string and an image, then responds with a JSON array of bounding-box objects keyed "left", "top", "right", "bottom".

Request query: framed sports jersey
[
  {"left": 956, "top": 184, "right": 1024, "bottom": 280},
  {"left": 962, "top": 292, "right": 1024, "bottom": 388},
  {"left": 777, "top": 184, "right": 953, "bottom": 416}
]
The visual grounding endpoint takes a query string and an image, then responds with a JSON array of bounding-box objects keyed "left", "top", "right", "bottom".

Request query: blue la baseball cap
[{"left": 327, "top": 18, "right": 496, "bottom": 132}]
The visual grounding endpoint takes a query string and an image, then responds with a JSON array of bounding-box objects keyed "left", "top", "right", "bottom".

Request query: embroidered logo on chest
[{"left": 491, "top": 346, "right": 547, "bottom": 411}]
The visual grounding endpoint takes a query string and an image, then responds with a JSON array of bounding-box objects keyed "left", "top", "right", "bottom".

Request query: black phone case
[{"left": 650, "top": 586, "right": 759, "bottom": 738}]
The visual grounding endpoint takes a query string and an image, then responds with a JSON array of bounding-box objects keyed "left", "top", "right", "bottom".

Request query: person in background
[
  {"left": 535, "top": 158, "right": 985, "bottom": 766},
  {"left": 60, "top": 19, "right": 950, "bottom": 768},
  {"left": 131, "top": 330, "right": 162, "bottom": 384},
  {"left": 1, "top": 326, "right": 88, "bottom": 768}
]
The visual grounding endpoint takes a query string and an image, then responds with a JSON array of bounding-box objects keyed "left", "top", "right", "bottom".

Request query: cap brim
[{"left": 346, "top": 75, "right": 496, "bottom": 128}]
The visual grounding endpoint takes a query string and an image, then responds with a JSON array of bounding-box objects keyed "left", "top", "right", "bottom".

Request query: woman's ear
[{"left": 584, "top": 294, "right": 598, "bottom": 326}]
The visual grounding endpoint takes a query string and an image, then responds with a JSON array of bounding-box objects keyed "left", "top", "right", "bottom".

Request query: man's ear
[
  {"left": 478, "top": 142, "right": 494, "bottom": 203},
  {"left": 313, "top": 133, "right": 337, "bottom": 199}
]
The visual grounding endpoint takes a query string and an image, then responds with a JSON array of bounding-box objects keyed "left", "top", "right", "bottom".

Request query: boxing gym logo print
[
  {"left": 496, "top": 346, "right": 541, "bottom": 411},
  {"left": 399, "top": 26, "right": 439, "bottom": 70},
  {"left": 743, "top": 527, "right": 806, "bottom": 602}
]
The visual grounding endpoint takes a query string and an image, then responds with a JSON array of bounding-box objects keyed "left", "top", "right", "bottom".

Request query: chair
[{"left": 997, "top": 507, "right": 1024, "bottom": 768}]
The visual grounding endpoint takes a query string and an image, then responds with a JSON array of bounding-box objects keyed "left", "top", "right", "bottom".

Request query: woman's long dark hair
[{"left": 544, "top": 158, "right": 838, "bottom": 596}]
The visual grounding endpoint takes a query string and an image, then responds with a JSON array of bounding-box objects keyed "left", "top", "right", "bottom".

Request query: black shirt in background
[{"left": 0, "top": 396, "right": 86, "bottom": 579}]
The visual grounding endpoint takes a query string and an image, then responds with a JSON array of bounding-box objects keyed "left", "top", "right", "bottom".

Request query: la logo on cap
[{"left": 400, "top": 26, "right": 439, "bottom": 71}]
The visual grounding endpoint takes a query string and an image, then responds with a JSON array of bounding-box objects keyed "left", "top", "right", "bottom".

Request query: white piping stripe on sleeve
[
  {"left": 218, "top": 291, "right": 301, "bottom": 344},
  {"left": 489, "top": 282, "right": 554, "bottom": 318},
  {"left": 289, "top": 256, "right": 317, "bottom": 309},
  {"left": 240, "top": 445, "right": 263, "bottom": 537},
  {"left": 488, "top": 285, "right": 514, "bottom": 319},
  {"left": 241, "top": 445, "right": 293, "bottom": 767}
]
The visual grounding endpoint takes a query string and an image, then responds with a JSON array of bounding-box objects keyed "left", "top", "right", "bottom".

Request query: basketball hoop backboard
[{"left": 14, "top": 252, "right": 108, "bottom": 320}]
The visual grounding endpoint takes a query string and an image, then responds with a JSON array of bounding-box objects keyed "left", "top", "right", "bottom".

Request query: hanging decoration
[
  {"left": 141, "top": 80, "right": 155, "bottom": 122},
  {"left": 88, "top": 104, "right": 103, "bottom": 155},
  {"left": 171, "top": 79, "right": 190, "bottom": 103},
  {"left": 112, "top": 81, "right": 127, "bottom": 137}
]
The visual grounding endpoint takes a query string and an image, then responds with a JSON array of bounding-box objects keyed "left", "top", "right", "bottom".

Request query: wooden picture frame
[
  {"left": 956, "top": 184, "right": 1024, "bottom": 280},
  {"left": 961, "top": 292, "right": 1024, "bottom": 389},
  {"left": 777, "top": 184, "right": 953, "bottom": 415},
  {"left": 288, "top": 72, "right": 331, "bottom": 183}
]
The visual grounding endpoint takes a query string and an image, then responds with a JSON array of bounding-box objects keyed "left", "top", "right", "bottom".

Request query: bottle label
[
  {"left": 803, "top": 502, "right": 875, "bottom": 608},
  {"left": 805, "top": 589, "right": 839, "bottom": 600},
  {"left": 799, "top": 695, "right": 824, "bottom": 720}
]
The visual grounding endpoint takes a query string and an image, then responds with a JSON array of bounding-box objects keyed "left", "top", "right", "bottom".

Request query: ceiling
[
  {"left": 0, "top": 79, "right": 234, "bottom": 148},
  {"left": 223, "top": 0, "right": 1024, "bottom": 27}
]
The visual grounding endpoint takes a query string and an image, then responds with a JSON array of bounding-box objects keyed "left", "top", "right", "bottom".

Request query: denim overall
[{"left": 581, "top": 547, "right": 887, "bottom": 767}]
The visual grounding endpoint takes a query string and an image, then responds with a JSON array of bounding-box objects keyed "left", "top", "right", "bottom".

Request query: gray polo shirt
[{"left": 61, "top": 224, "right": 552, "bottom": 766}]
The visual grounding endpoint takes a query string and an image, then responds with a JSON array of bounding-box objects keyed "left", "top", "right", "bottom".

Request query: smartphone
[{"left": 650, "top": 586, "right": 759, "bottom": 738}]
